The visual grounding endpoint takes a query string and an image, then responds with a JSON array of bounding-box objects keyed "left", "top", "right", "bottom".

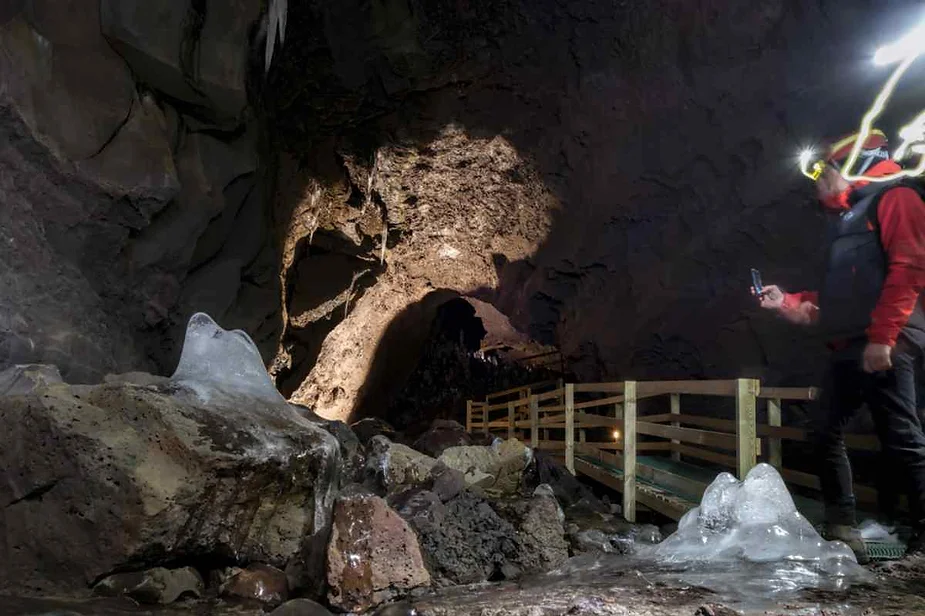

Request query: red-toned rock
[
  {"left": 220, "top": 563, "right": 289, "bottom": 606},
  {"left": 326, "top": 492, "right": 430, "bottom": 612}
]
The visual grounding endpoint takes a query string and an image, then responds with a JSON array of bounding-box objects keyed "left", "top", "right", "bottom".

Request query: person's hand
[
  {"left": 862, "top": 343, "right": 893, "bottom": 373},
  {"left": 753, "top": 284, "right": 784, "bottom": 310}
]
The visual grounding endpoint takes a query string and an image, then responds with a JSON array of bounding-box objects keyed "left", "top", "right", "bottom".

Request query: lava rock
[
  {"left": 0, "top": 378, "right": 340, "bottom": 594},
  {"left": 427, "top": 462, "right": 467, "bottom": 502},
  {"left": 269, "top": 598, "right": 335, "bottom": 616},
  {"left": 365, "top": 436, "right": 438, "bottom": 491},
  {"left": 412, "top": 420, "right": 472, "bottom": 457},
  {"left": 491, "top": 492, "right": 569, "bottom": 573},
  {"left": 220, "top": 563, "right": 289, "bottom": 606},
  {"left": 321, "top": 419, "right": 365, "bottom": 485},
  {"left": 92, "top": 566, "right": 203, "bottom": 605},
  {"left": 352, "top": 417, "right": 403, "bottom": 445},
  {"left": 326, "top": 493, "right": 431, "bottom": 612},
  {"left": 438, "top": 438, "right": 532, "bottom": 495},
  {"left": 389, "top": 488, "right": 445, "bottom": 533},
  {"left": 523, "top": 450, "right": 601, "bottom": 508}
]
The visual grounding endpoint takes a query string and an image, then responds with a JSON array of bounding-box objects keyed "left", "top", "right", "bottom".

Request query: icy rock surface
[
  {"left": 170, "top": 312, "right": 288, "bottom": 407},
  {"left": 635, "top": 463, "right": 870, "bottom": 597}
]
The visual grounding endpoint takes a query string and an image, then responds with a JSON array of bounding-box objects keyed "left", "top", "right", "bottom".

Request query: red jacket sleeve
[{"left": 868, "top": 187, "right": 925, "bottom": 346}]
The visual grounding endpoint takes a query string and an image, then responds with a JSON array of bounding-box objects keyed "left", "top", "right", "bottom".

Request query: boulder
[
  {"left": 0, "top": 366, "right": 340, "bottom": 592},
  {"left": 220, "top": 563, "right": 289, "bottom": 606},
  {"left": 438, "top": 438, "right": 532, "bottom": 495},
  {"left": 92, "top": 566, "right": 203, "bottom": 605},
  {"left": 411, "top": 420, "right": 472, "bottom": 457},
  {"left": 326, "top": 493, "right": 430, "bottom": 613},
  {"left": 491, "top": 492, "right": 569, "bottom": 575},
  {"left": 401, "top": 489, "right": 566, "bottom": 586},
  {"left": 365, "top": 436, "right": 438, "bottom": 491}
]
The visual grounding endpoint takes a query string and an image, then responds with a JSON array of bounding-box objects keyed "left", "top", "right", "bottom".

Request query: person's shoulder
[{"left": 880, "top": 183, "right": 925, "bottom": 207}]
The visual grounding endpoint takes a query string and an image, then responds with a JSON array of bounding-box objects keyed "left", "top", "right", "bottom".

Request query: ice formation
[
  {"left": 859, "top": 519, "right": 900, "bottom": 543},
  {"left": 170, "top": 312, "right": 287, "bottom": 406},
  {"left": 635, "top": 463, "right": 870, "bottom": 597},
  {"left": 167, "top": 313, "right": 338, "bottom": 465}
]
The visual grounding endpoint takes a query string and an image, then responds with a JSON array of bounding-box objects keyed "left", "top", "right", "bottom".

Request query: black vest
[{"left": 817, "top": 179, "right": 925, "bottom": 344}]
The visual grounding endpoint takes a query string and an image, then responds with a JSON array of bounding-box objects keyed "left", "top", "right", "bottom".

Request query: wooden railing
[{"left": 467, "top": 379, "right": 885, "bottom": 522}]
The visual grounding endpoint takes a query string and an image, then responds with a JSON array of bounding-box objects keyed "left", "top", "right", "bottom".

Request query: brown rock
[
  {"left": 0, "top": 374, "right": 340, "bottom": 594},
  {"left": 93, "top": 566, "right": 203, "bottom": 605},
  {"left": 220, "top": 563, "right": 289, "bottom": 605},
  {"left": 326, "top": 493, "right": 430, "bottom": 612}
]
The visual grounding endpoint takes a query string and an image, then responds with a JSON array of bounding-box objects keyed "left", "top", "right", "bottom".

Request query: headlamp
[{"left": 799, "top": 149, "right": 827, "bottom": 182}]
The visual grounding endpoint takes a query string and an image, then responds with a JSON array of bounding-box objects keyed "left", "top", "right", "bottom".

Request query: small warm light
[
  {"left": 798, "top": 148, "right": 824, "bottom": 181},
  {"left": 874, "top": 22, "right": 925, "bottom": 66},
  {"left": 612, "top": 429, "right": 621, "bottom": 440}
]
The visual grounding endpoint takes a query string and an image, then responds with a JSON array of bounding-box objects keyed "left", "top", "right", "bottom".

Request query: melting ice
[{"left": 633, "top": 463, "right": 871, "bottom": 597}]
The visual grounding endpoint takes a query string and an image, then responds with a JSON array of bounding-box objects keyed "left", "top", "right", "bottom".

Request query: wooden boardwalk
[{"left": 467, "top": 378, "right": 883, "bottom": 524}]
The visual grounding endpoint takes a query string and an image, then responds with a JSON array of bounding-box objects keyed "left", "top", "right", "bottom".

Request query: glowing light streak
[{"left": 840, "top": 22, "right": 925, "bottom": 183}]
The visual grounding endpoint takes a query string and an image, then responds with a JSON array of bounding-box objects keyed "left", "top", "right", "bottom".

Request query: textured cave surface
[{"left": 2, "top": 0, "right": 924, "bottom": 422}]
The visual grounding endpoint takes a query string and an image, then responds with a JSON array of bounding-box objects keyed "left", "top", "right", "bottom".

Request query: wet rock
[
  {"left": 269, "top": 598, "right": 335, "bottom": 616},
  {"left": 321, "top": 419, "right": 365, "bottom": 485},
  {"left": 352, "top": 417, "right": 403, "bottom": 445},
  {"left": 220, "top": 563, "right": 289, "bottom": 605},
  {"left": 412, "top": 420, "right": 472, "bottom": 457},
  {"left": 569, "top": 529, "right": 618, "bottom": 554},
  {"left": 373, "top": 600, "right": 417, "bottom": 616},
  {"left": 92, "top": 566, "right": 203, "bottom": 605},
  {"left": 0, "top": 378, "right": 340, "bottom": 594},
  {"left": 326, "top": 493, "right": 430, "bottom": 613},
  {"left": 366, "top": 435, "right": 438, "bottom": 491}
]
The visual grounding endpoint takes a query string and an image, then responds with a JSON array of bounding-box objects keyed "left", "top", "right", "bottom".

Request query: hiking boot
[{"left": 824, "top": 524, "right": 871, "bottom": 564}]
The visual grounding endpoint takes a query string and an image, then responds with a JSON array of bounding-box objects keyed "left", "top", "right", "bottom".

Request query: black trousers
[{"left": 811, "top": 338, "right": 925, "bottom": 527}]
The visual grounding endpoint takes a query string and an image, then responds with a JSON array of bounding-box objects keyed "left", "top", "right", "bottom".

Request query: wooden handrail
[{"left": 465, "top": 377, "right": 880, "bottom": 525}]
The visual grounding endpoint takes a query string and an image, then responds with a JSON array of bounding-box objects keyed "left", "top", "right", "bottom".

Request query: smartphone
[{"left": 751, "top": 268, "right": 763, "bottom": 294}]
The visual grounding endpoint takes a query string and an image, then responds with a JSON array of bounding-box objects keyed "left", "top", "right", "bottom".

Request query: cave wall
[
  {"left": 0, "top": 0, "right": 280, "bottom": 381},
  {"left": 3, "top": 0, "right": 923, "bottom": 424},
  {"left": 267, "top": 0, "right": 925, "bottom": 421}
]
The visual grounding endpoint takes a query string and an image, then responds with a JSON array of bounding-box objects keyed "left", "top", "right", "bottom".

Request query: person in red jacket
[{"left": 756, "top": 130, "right": 925, "bottom": 562}]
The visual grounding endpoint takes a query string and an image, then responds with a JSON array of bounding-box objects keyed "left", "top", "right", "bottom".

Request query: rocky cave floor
[{"left": 5, "top": 557, "right": 925, "bottom": 616}]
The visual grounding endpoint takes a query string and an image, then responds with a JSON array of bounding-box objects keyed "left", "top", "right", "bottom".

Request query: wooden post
[
  {"left": 623, "top": 381, "right": 637, "bottom": 523},
  {"left": 530, "top": 395, "right": 539, "bottom": 449},
  {"left": 736, "top": 378, "right": 759, "bottom": 480},
  {"left": 466, "top": 400, "right": 474, "bottom": 432},
  {"left": 507, "top": 401, "right": 515, "bottom": 440},
  {"left": 670, "top": 393, "right": 681, "bottom": 461},
  {"left": 768, "top": 397, "right": 782, "bottom": 469},
  {"left": 565, "top": 383, "right": 575, "bottom": 475}
]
